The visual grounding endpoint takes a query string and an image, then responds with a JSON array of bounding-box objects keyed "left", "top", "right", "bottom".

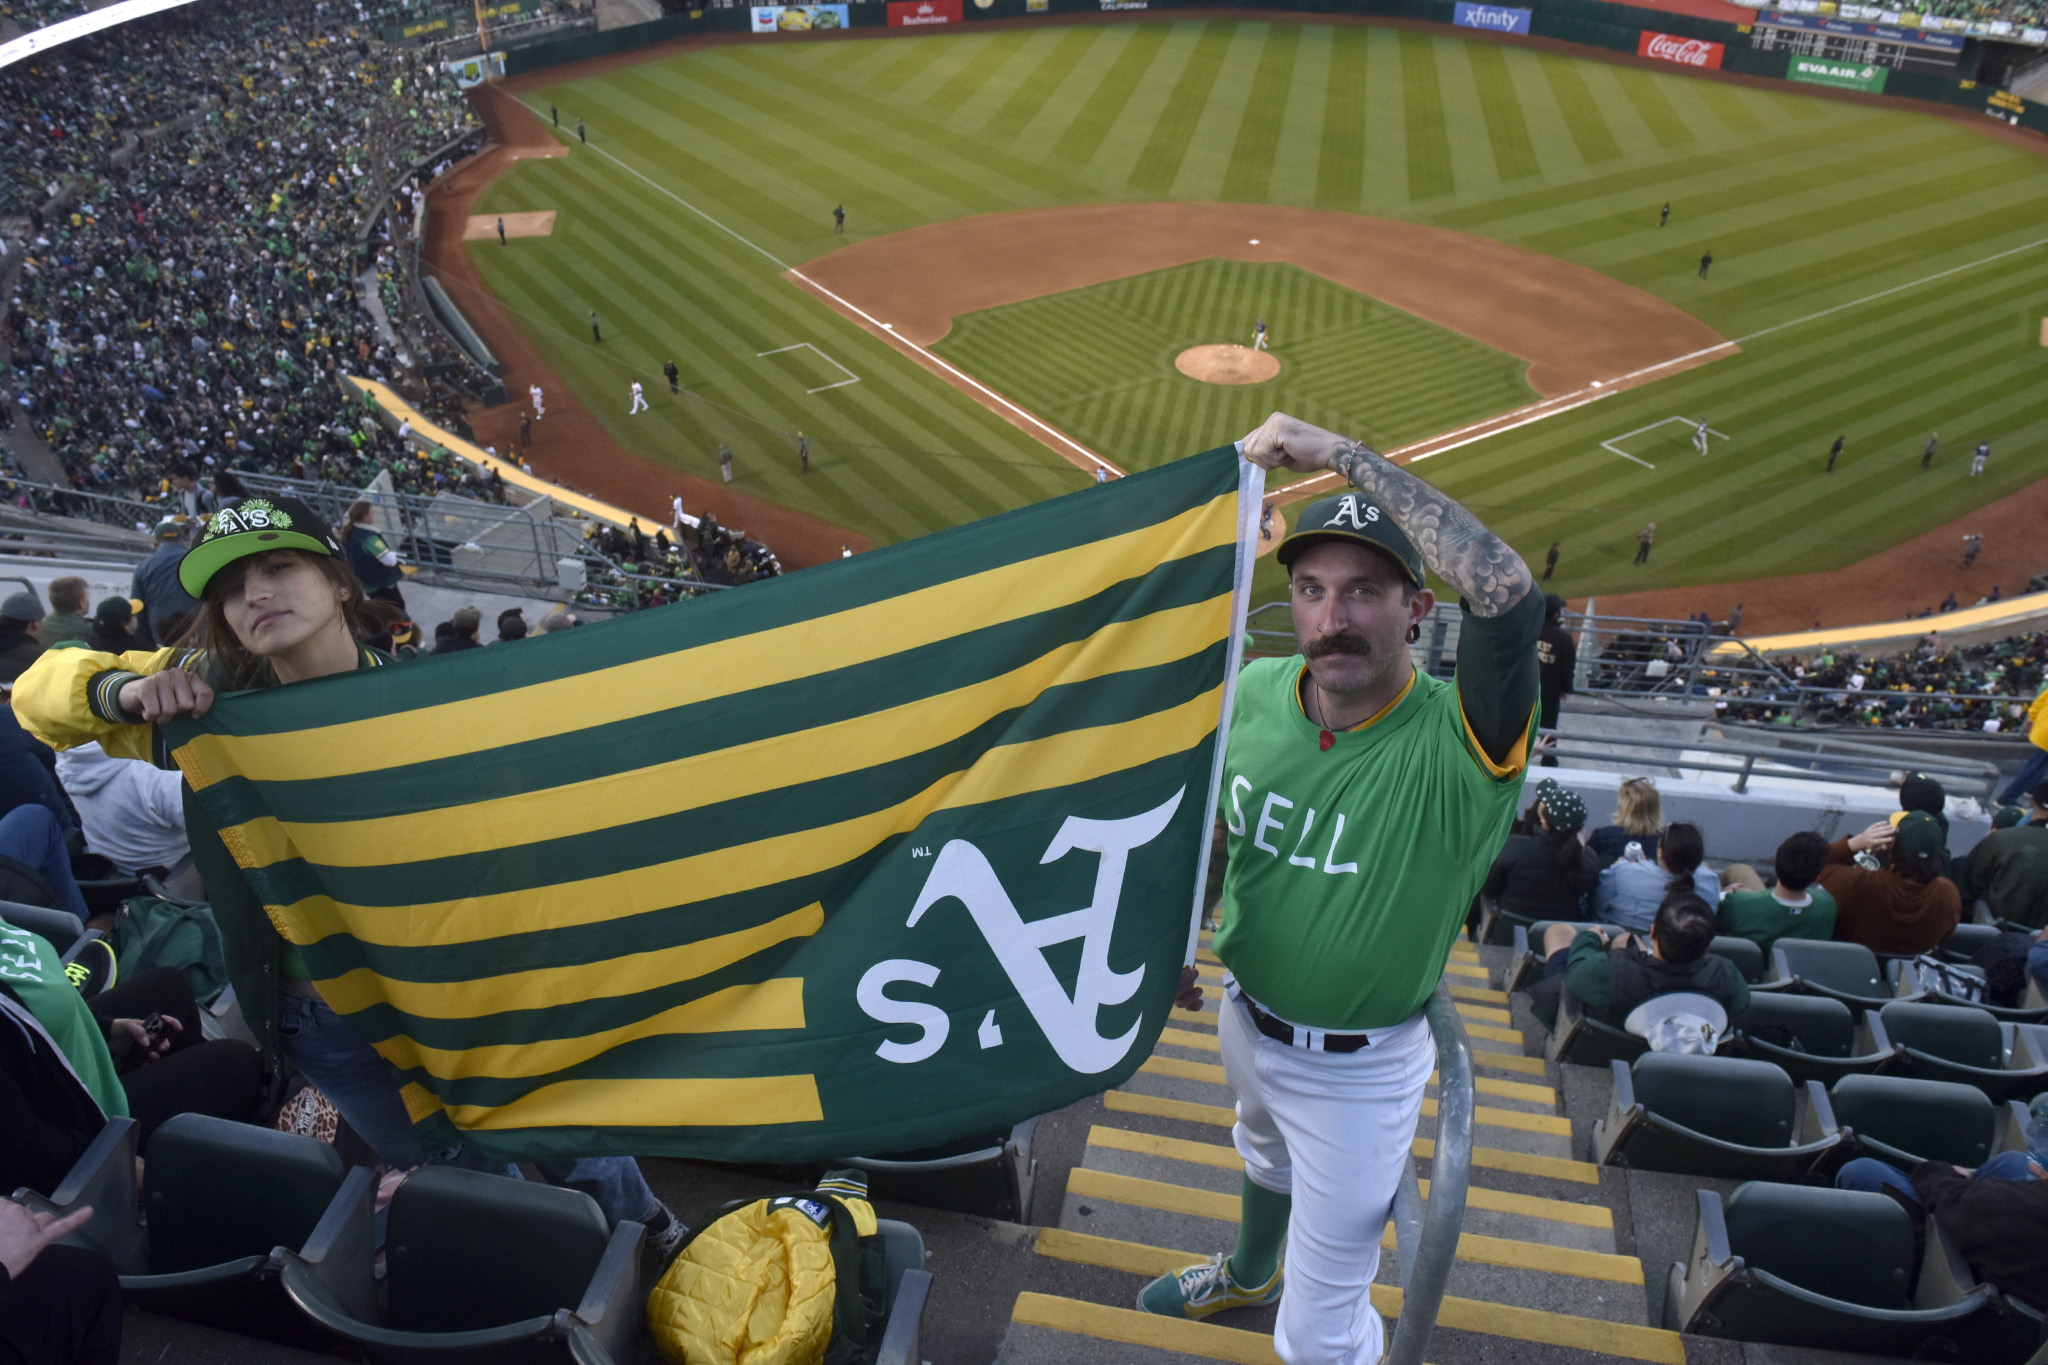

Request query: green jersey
[
  {"left": 1715, "top": 886, "right": 1838, "bottom": 956},
  {"left": 1214, "top": 602, "right": 1537, "bottom": 1031},
  {"left": 0, "top": 924, "right": 125, "bottom": 1118}
]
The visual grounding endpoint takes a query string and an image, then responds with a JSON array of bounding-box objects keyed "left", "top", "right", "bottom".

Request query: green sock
[{"left": 1225, "top": 1176, "right": 1290, "bottom": 1287}]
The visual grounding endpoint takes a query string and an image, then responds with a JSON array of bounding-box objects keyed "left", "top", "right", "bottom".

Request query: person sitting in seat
[
  {"left": 1819, "top": 812, "right": 1960, "bottom": 957},
  {"left": 1898, "top": 772, "right": 1953, "bottom": 879},
  {"left": 1835, "top": 1141, "right": 2048, "bottom": 1309},
  {"left": 1482, "top": 779, "right": 1599, "bottom": 923},
  {"left": 1716, "top": 831, "right": 1838, "bottom": 955},
  {"left": 1593, "top": 820, "right": 1719, "bottom": 935},
  {"left": 1958, "top": 780, "right": 2048, "bottom": 930},
  {"left": 1586, "top": 776, "right": 1662, "bottom": 869},
  {"left": 1531, "top": 890, "right": 1749, "bottom": 1030}
]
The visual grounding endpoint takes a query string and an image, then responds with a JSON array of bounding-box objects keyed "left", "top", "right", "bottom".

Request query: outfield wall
[{"left": 495, "top": 0, "right": 2048, "bottom": 132}]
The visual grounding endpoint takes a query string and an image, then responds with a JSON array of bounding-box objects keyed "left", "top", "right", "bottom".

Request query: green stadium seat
[
  {"left": 1475, "top": 892, "right": 1541, "bottom": 948},
  {"left": 0, "top": 898, "right": 84, "bottom": 955},
  {"left": 1545, "top": 989, "right": 1647, "bottom": 1070},
  {"left": 1594, "top": 1053, "right": 1841, "bottom": 1180},
  {"left": 10, "top": 1117, "right": 144, "bottom": 1270},
  {"left": 280, "top": 1164, "right": 643, "bottom": 1364},
  {"left": 1879, "top": 1000, "right": 2048, "bottom": 1103},
  {"left": 834, "top": 1118, "right": 1037, "bottom": 1223},
  {"left": 1709, "top": 935, "right": 1767, "bottom": 984},
  {"left": 1769, "top": 940, "right": 1909, "bottom": 1014},
  {"left": 1725, "top": 992, "right": 1895, "bottom": 1087},
  {"left": 1943, "top": 922, "right": 2007, "bottom": 963},
  {"left": 1825, "top": 1073, "right": 2000, "bottom": 1170},
  {"left": 1665, "top": 1183, "right": 1998, "bottom": 1354}
]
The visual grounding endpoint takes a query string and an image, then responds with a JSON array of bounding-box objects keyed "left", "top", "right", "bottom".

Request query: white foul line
[
  {"left": 1732, "top": 235, "right": 2048, "bottom": 345},
  {"left": 541, "top": 106, "right": 1118, "bottom": 475},
  {"left": 758, "top": 342, "right": 861, "bottom": 393}
]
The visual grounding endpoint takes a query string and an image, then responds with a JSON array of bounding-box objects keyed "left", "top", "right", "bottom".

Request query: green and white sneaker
[{"left": 1136, "top": 1253, "right": 1283, "bottom": 1320}]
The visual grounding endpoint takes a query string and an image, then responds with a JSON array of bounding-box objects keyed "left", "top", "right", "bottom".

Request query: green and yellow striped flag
[{"left": 167, "top": 447, "right": 1264, "bottom": 1163}]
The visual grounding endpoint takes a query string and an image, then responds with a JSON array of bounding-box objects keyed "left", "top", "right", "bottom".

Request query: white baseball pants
[{"left": 1220, "top": 990, "right": 1436, "bottom": 1365}]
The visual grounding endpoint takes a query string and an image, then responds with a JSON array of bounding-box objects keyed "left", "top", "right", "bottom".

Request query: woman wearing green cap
[
  {"left": 1482, "top": 778, "right": 1598, "bottom": 922},
  {"left": 10, "top": 497, "right": 685, "bottom": 1256}
]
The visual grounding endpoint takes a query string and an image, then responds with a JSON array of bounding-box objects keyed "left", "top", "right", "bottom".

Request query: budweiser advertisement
[
  {"left": 1638, "top": 30, "right": 1725, "bottom": 67},
  {"left": 888, "top": 0, "right": 961, "bottom": 24}
]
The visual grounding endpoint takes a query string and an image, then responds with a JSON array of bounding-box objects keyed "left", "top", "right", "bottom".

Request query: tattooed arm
[{"left": 1240, "top": 412, "right": 1534, "bottom": 617}]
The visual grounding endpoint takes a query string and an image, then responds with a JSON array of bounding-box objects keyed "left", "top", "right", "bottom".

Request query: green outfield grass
[
  {"left": 472, "top": 19, "right": 2048, "bottom": 599},
  {"left": 933, "top": 259, "right": 1538, "bottom": 469}
]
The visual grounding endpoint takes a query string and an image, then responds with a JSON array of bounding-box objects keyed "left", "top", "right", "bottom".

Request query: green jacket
[{"left": 1957, "top": 825, "right": 2048, "bottom": 930}]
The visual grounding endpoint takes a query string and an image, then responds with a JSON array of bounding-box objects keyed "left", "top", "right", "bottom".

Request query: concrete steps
[{"left": 993, "top": 937, "right": 1690, "bottom": 1365}]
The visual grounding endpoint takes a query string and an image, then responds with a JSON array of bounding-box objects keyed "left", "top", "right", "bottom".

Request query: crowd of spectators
[{"left": 1712, "top": 629, "right": 2048, "bottom": 731}]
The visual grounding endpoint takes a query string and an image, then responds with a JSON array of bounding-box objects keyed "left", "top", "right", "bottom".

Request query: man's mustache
[{"left": 1304, "top": 632, "right": 1372, "bottom": 659}]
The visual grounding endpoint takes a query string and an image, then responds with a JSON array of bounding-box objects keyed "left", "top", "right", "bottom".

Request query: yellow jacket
[
  {"left": 646, "top": 1188, "right": 878, "bottom": 1365},
  {"left": 10, "top": 644, "right": 188, "bottom": 761},
  {"left": 2030, "top": 685, "right": 2048, "bottom": 752}
]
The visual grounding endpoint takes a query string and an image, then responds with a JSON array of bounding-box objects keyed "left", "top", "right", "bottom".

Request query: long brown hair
[{"left": 178, "top": 549, "right": 396, "bottom": 688}]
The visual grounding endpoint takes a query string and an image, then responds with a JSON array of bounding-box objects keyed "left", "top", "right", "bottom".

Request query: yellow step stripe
[
  {"left": 1201, "top": 984, "right": 1224, "bottom": 999},
  {"left": 1464, "top": 1021, "right": 1523, "bottom": 1045},
  {"left": 1448, "top": 982, "right": 1509, "bottom": 1004},
  {"left": 1456, "top": 1002, "right": 1512, "bottom": 1025},
  {"left": 1196, "top": 962, "right": 1224, "bottom": 979},
  {"left": 1197, "top": 947, "right": 1221, "bottom": 965},
  {"left": 1445, "top": 962, "right": 1490, "bottom": 980},
  {"left": 1011, "top": 1291, "right": 1279, "bottom": 1365},
  {"left": 1034, "top": 1232, "right": 1680, "bottom": 1363},
  {"left": 1472, "top": 1048, "right": 1548, "bottom": 1077},
  {"left": 1105, "top": 1088, "right": 1569, "bottom": 1138},
  {"left": 1139, "top": 1054, "right": 1555, "bottom": 1109},
  {"left": 1091, "top": 1121, "right": 1598, "bottom": 1186},
  {"left": 1158, "top": 1026, "right": 1222, "bottom": 1052},
  {"left": 1171, "top": 1007, "right": 1217, "bottom": 1026},
  {"left": 1410, "top": 1136, "right": 1600, "bottom": 1185},
  {"left": 1071, "top": 1161, "right": 1605, "bottom": 1234},
  {"left": 1058, "top": 1174, "right": 1639, "bottom": 1284}
]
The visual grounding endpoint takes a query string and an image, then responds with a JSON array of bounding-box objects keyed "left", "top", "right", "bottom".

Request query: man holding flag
[{"left": 1139, "top": 413, "right": 1539, "bottom": 1365}]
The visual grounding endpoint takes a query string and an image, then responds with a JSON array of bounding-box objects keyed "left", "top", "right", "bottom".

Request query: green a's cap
[
  {"left": 1993, "top": 805, "right": 2029, "bottom": 830},
  {"left": 1892, "top": 809, "right": 1945, "bottom": 860},
  {"left": 1276, "top": 492, "right": 1424, "bottom": 588},
  {"left": 178, "top": 496, "right": 344, "bottom": 598}
]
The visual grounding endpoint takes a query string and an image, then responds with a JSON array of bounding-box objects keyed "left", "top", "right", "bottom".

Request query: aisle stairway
[{"left": 994, "top": 936, "right": 1689, "bottom": 1365}]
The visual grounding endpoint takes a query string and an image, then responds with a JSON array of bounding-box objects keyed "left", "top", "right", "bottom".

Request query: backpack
[
  {"left": 1908, "top": 953, "right": 1985, "bottom": 1003},
  {"left": 112, "top": 896, "right": 229, "bottom": 1007},
  {"left": 646, "top": 1170, "right": 889, "bottom": 1365}
]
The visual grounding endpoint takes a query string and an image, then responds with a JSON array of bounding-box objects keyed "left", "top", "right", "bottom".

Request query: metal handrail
[
  {"left": 1541, "top": 725, "right": 2002, "bottom": 798},
  {"left": 1386, "top": 982, "right": 1473, "bottom": 1365}
]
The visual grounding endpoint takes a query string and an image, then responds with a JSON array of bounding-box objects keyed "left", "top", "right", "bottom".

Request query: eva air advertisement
[{"left": 1788, "top": 57, "right": 1889, "bottom": 92}]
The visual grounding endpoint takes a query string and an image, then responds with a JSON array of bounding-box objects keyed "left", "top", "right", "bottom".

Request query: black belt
[{"left": 1235, "top": 990, "right": 1374, "bottom": 1054}]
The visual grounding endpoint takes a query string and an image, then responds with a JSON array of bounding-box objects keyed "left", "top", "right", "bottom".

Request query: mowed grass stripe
[
  {"left": 1467, "top": 42, "right": 1539, "bottom": 182},
  {"left": 981, "top": 24, "right": 1099, "bottom": 142},
  {"left": 1049, "top": 24, "right": 1171, "bottom": 168},
  {"left": 1221, "top": 23, "right": 1302, "bottom": 202},
  {"left": 1127, "top": 20, "right": 1239, "bottom": 197},
  {"left": 1399, "top": 31, "right": 1454, "bottom": 200},
  {"left": 1535, "top": 52, "right": 1620, "bottom": 164},
  {"left": 1314, "top": 25, "right": 1370, "bottom": 209}
]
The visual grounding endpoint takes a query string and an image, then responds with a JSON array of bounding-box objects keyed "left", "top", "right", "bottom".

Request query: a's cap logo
[
  {"left": 207, "top": 499, "right": 293, "bottom": 537},
  {"left": 1325, "top": 495, "right": 1380, "bottom": 530}
]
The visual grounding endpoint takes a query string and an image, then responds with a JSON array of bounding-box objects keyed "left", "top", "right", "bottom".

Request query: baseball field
[{"left": 462, "top": 18, "right": 2048, "bottom": 603}]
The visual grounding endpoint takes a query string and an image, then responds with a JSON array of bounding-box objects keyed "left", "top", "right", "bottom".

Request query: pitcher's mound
[
  {"left": 465, "top": 211, "right": 557, "bottom": 241},
  {"left": 1176, "top": 344, "right": 1279, "bottom": 385}
]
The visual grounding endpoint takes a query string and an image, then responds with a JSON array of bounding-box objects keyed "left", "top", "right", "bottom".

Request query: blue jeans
[
  {"left": 277, "top": 991, "right": 658, "bottom": 1226},
  {"left": 0, "top": 804, "right": 88, "bottom": 919},
  {"left": 2000, "top": 749, "right": 2048, "bottom": 806},
  {"left": 2029, "top": 942, "right": 2048, "bottom": 1000},
  {"left": 1836, "top": 1151, "right": 2037, "bottom": 1206}
]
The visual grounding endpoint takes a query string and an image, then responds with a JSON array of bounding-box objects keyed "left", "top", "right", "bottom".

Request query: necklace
[{"left": 1313, "top": 683, "right": 1339, "bottom": 752}]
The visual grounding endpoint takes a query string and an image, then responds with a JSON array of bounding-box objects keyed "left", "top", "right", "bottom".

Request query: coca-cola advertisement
[{"left": 1637, "top": 30, "right": 1726, "bottom": 67}]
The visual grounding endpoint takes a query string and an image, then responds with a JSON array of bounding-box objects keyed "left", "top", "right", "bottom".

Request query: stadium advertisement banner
[
  {"left": 889, "top": 0, "right": 961, "bottom": 24},
  {"left": 1787, "top": 56, "right": 1889, "bottom": 90},
  {"left": 750, "top": 3, "right": 849, "bottom": 30},
  {"left": 167, "top": 449, "right": 1266, "bottom": 1164},
  {"left": 1757, "top": 10, "right": 1965, "bottom": 52},
  {"left": 1453, "top": 2, "right": 1531, "bottom": 34},
  {"left": 1638, "top": 30, "right": 1725, "bottom": 67}
]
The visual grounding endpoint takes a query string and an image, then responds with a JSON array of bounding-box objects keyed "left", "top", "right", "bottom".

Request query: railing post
[
  {"left": 1385, "top": 983, "right": 1473, "bottom": 1365},
  {"left": 1735, "top": 753, "right": 1755, "bottom": 794}
]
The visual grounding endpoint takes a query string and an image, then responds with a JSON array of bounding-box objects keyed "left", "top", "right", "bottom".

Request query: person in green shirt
[
  {"left": 1957, "top": 783, "right": 2048, "bottom": 928},
  {"left": 39, "top": 579, "right": 93, "bottom": 649},
  {"left": 1139, "top": 413, "right": 1538, "bottom": 1365},
  {"left": 1716, "top": 831, "right": 1838, "bottom": 955}
]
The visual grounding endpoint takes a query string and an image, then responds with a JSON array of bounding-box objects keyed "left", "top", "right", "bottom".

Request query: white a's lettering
[
  {"left": 1326, "top": 495, "right": 1379, "bottom": 530},
  {"left": 903, "top": 787, "right": 1185, "bottom": 1074}
]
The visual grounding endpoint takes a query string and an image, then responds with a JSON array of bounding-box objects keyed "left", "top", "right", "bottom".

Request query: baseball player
[
  {"left": 1635, "top": 522, "right": 1655, "bottom": 565},
  {"left": 1138, "top": 412, "right": 1538, "bottom": 1365},
  {"left": 496, "top": 216, "right": 506, "bottom": 246},
  {"left": 1659, "top": 201, "right": 1670, "bottom": 227},
  {"left": 1095, "top": 466, "right": 1108, "bottom": 485},
  {"left": 1923, "top": 433, "right": 1938, "bottom": 469},
  {"left": 1827, "top": 435, "right": 1844, "bottom": 472},
  {"left": 1973, "top": 442, "right": 1990, "bottom": 476},
  {"left": 530, "top": 383, "right": 545, "bottom": 420},
  {"left": 798, "top": 431, "right": 810, "bottom": 474},
  {"left": 590, "top": 310, "right": 603, "bottom": 344},
  {"left": 1964, "top": 534, "right": 1983, "bottom": 569},
  {"left": 1692, "top": 420, "right": 1709, "bottom": 456},
  {"left": 1253, "top": 318, "right": 1269, "bottom": 352},
  {"left": 665, "top": 360, "right": 680, "bottom": 394},
  {"left": 1698, "top": 250, "right": 1713, "bottom": 279}
]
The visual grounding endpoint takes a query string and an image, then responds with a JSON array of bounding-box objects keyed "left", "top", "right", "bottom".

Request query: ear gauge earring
[{"left": 1407, "top": 623, "right": 1422, "bottom": 643}]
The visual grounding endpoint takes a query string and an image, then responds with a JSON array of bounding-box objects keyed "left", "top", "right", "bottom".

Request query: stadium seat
[
  {"left": 1723, "top": 992, "right": 1895, "bottom": 1087},
  {"left": 1665, "top": 1183, "right": 1998, "bottom": 1354},
  {"left": 110, "top": 1114, "right": 356, "bottom": 1346},
  {"left": 1593, "top": 1053, "right": 1841, "bottom": 1180},
  {"left": 1475, "top": 893, "right": 1539, "bottom": 948},
  {"left": 280, "top": 1164, "right": 642, "bottom": 1364},
  {"left": 1942, "top": 922, "right": 2007, "bottom": 963},
  {"left": 1709, "top": 935, "right": 1767, "bottom": 984},
  {"left": 10, "top": 1117, "right": 144, "bottom": 1269},
  {"left": 835, "top": 1117, "right": 1037, "bottom": 1223},
  {"left": 0, "top": 898, "right": 84, "bottom": 954},
  {"left": 1768, "top": 940, "right": 1910, "bottom": 1014},
  {"left": 1885, "top": 957, "right": 2048, "bottom": 1024},
  {"left": 1878, "top": 1000, "right": 2048, "bottom": 1103},
  {"left": 1825, "top": 1073, "right": 2000, "bottom": 1170},
  {"left": 1546, "top": 989, "right": 1646, "bottom": 1070},
  {"left": 1504, "top": 921, "right": 1609, "bottom": 994}
]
